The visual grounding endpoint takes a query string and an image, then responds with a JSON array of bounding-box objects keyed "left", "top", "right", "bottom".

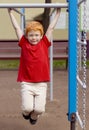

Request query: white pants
[{"left": 20, "top": 82, "right": 47, "bottom": 120}]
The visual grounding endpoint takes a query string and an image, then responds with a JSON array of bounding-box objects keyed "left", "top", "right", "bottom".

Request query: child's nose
[{"left": 32, "top": 36, "right": 36, "bottom": 39}]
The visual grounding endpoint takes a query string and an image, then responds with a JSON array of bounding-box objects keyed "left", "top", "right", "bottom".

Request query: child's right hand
[{"left": 8, "top": 8, "right": 13, "bottom": 13}]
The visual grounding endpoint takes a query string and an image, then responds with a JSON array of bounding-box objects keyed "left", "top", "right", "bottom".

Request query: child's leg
[
  {"left": 30, "top": 83, "right": 47, "bottom": 120},
  {"left": 20, "top": 82, "right": 34, "bottom": 116}
]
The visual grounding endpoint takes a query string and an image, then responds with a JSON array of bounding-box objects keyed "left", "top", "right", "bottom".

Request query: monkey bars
[{"left": 0, "top": 3, "right": 68, "bottom": 8}]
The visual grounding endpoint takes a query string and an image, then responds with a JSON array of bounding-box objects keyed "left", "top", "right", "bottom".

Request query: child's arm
[
  {"left": 45, "top": 8, "right": 61, "bottom": 41},
  {"left": 8, "top": 8, "right": 23, "bottom": 40}
]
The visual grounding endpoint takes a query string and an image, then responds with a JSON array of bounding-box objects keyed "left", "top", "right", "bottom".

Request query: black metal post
[{"left": 70, "top": 113, "right": 76, "bottom": 130}]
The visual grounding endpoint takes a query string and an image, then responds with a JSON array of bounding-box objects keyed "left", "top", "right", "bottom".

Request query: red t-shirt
[{"left": 17, "top": 35, "right": 51, "bottom": 82}]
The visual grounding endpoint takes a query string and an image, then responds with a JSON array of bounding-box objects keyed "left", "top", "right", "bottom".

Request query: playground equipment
[
  {"left": 68, "top": 1, "right": 88, "bottom": 130},
  {"left": 76, "top": 1, "right": 87, "bottom": 130},
  {"left": 0, "top": 1, "right": 88, "bottom": 130}
]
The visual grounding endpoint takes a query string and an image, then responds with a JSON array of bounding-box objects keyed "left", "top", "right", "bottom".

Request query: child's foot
[
  {"left": 22, "top": 113, "right": 37, "bottom": 125},
  {"left": 29, "top": 114, "right": 37, "bottom": 125},
  {"left": 22, "top": 113, "right": 30, "bottom": 120}
]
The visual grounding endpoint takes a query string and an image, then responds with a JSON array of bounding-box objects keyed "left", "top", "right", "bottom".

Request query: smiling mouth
[
  {"left": 31, "top": 40, "right": 37, "bottom": 42},
  {"left": 30, "top": 41, "right": 38, "bottom": 45},
  {"left": 32, "top": 41, "right": 36, "bottom": 42}
]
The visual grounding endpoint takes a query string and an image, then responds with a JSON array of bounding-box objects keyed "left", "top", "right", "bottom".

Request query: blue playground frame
[{"left": 68, "top": 0, "right": 77, "bottom": 122}]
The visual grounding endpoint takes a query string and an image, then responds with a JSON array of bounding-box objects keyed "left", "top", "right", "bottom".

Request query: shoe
[
  {"left": 22, "top": 113, "right": 30, "bottom": 120},
  {"left": 29, "top": 114, "right": 37, "bottom": 125}
]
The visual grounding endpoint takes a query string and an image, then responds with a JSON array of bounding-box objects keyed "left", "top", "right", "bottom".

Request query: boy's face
[{"left": 27, "top": 30, "right": 43, "bottom": 45}]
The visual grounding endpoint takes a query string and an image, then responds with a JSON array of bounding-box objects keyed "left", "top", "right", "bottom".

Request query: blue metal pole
[
  {"left": 68, "top": 0, "right": 77, "bottom": 122},
  {"left": 20, "top": 8, "right": 25, "bottom": 33}
]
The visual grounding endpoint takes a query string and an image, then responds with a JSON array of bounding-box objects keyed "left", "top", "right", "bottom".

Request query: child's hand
[
  {"left": 8, "top": 8, "right": 13, "bottom": 13},
  {"left": 56, "top": 8, "right": 61, "bottom": 13}
]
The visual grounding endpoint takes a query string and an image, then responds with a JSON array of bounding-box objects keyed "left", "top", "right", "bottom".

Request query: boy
[{"left": 8, "top": 8, "right": 61, "bottom": 125}]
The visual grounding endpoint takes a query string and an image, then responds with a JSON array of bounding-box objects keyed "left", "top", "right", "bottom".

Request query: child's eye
[
  {"left": 35, "top": 34, "right": 39, "bottom": 36},
  {"left": 28, "top": 34, "right": 32, "bottom": 37},
  {"left": 30, "top": 34, "right": 33, "bottom": 37}
]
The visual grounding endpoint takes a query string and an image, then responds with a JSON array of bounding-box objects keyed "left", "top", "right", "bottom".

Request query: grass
[
  {"left": 53, "top": 60, "right": 89, "bottom": 69},
  {"left": 0, "top": 60, "right": 19, "bottom": 69},
  {"left": 87, "top": 60, "right": 89, "bottom": 67},
  {"left": 0, "top": 60, "right": 67, "bottom": 70},
  {"left": 0, "top": 59, "right": 89, "bottom": 70},
  {"left": 53, "top": 60, "right": 67, "bottom": 69}
]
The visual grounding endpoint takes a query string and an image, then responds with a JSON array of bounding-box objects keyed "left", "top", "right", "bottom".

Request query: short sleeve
[
  {"left": 18, "top": 35, "right": 26, "bottom": 47},
  {"left": 42, "top": 35, "right": 51, "bottom": 47}
]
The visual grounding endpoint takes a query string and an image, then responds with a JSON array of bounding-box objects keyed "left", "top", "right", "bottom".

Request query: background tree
[{"left": 42, "top": 0, "right": 51, "bottom": 33}]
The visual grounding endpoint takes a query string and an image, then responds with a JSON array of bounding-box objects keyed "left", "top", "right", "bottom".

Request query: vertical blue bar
[
  {"left": 68, "top": 0, "right": 77, "bottom": 120},
  {"left": 20, "top": 8, "right": 25, "bottom": 33}
]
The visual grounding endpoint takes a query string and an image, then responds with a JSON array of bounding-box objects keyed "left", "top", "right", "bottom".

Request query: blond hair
[{"left": 25, "top": 21, "right": 44, "bottom": 36}]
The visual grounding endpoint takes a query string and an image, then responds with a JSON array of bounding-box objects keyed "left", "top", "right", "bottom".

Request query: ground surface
[{"left": 0, "top": 69, "right": 89, "bottom": 130}]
